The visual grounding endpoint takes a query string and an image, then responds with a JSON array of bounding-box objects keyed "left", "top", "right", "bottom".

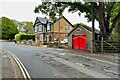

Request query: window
[
  {"left": 47, "top": 23, "right": 50, "bottom": 31},
  {"left": 44, "top": 36, "right": 47, "bottom": 41},
  {"left": 35, "top": 26, "right": 38, "bottom": 32},
  {"left": 39, "top": 35, "right": 43, "bottom": 41},
  {"left": 39, "top": 25, "right": 42, "bottom": 32},
  {"left": 54, "top": 34, "right": 56, "bottom": 39},
  {"left": 76, "top": 28, "right": 81, "bottom": 33},
  {"left": 65, "top": 34, "right": 68, "bottom": 39},
  {"left": 66, "top": 25, "right": 70, "bottom": 33}
]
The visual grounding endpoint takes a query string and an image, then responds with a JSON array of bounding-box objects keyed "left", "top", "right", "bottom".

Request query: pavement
[
  {"left": 0, "top": 49, "right": 23, "bottom": 79},
  {"left": 59, "top": 49, "right": 118, "bottom": 65},
  {"left": 0, "top": 42, "right": 119, "bottom": 78}
]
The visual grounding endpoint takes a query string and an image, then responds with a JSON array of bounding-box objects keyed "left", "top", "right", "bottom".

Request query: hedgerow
[{"left": 15, "top": 34, "right": 35, "bottom": 41}]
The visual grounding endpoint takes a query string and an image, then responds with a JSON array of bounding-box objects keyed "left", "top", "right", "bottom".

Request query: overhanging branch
[{"left": 111, "top": 11, "right": 120, "bottom": 30}]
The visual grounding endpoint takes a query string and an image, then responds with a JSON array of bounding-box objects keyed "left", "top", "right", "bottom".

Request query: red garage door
[{"left": 73, "top": 34, "right": 86, "bottom": 50}]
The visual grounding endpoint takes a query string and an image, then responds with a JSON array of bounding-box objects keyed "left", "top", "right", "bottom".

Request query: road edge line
[
  {"left": 3, "top": 49, "right": 32, "bottom": 80},
  {"left": 13, "top": 53, "right": 32, "bottom": 80}
]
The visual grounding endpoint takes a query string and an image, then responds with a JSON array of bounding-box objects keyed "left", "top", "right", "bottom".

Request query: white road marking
[{"left": 1, "top": 49, "right": 32, "bottom": 80}]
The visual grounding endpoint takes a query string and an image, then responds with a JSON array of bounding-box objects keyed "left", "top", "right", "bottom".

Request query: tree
[
  {"left": 13, "top": 20, "right": 34, "bottom": 34},
  {"left": 34, "top": 1, "right": 120, "bottom": 40},
  {"left": 112, "top": 19, "right": 120, "bottom": 40},
  {"left": 0, "top": 17, "right": 19, "bottom": 40},
  {"left": 34, "top": 2, "right": 69, "bottom": 21},
  {"left": 20, "top": 21, "right": 34, "bottom": 34}
]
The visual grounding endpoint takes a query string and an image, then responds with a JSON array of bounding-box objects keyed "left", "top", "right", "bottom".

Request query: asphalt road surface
[{"left": 1, "top": 42, "right": 118, "bottom": 78}]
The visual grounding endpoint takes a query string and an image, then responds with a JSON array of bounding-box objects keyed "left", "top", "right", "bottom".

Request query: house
[
  {"left": 68, "top": 24, "right": 100, "bottom": 51},
  {"left": 33, "top": 16, "right": 73, "bottom": 45},
  {"left": 33, "top": 17, "right": 52, "bottom": 44},
  {"left": 51, "top": 16, "right": 73, "bottom": 42}
]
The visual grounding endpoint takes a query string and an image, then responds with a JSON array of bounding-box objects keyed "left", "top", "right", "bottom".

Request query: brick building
[{"left": 33, "top": 16, "right": 73, "bottom": 45}]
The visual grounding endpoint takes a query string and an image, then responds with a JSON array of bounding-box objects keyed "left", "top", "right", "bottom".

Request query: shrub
[
  {"left": 42, "top": 42, "right": 48, "bottom": 45},
  {"left": 15, "top": 34, "right": 35, "bottom": 41},
  {"left": 15, "top": 34, "right": 22, "bottom": 41}
]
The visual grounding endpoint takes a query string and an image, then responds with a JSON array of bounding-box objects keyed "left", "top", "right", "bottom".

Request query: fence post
[{"left": 101, "top": 37, "right": 103, "bottom": 52}]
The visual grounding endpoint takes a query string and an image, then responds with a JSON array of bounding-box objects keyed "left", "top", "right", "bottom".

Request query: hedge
[{"left": 15, "top": 34, "right": 35, "bottom": 41}]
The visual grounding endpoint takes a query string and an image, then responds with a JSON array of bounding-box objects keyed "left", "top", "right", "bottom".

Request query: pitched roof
[
  {"left": 33, "top": 17, "right": 52, "bottom": 27},
  {"left": 37, "top": 17, "right": 48, "bottom": 24},
  {"left": 68, "top": 24, "right": 100, "bottom": 36},
  {"left": 53, "top": 16, "right": 74, "bottom": 28},
  {"left": 37, "top": 17, "right": 52, "bottom": 24}
]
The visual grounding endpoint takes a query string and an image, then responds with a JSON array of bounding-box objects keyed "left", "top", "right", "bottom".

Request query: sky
[{"left": 0, "top": 0, "right": 99, "bottom": 29}]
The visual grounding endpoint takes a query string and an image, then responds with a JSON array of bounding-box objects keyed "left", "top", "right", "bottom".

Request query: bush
[
  {"left": 15, "top": 34, "right": 35, "bottom": 41},
  {"left": 42, "top": 42, "right": 48, "bottom": 45}
]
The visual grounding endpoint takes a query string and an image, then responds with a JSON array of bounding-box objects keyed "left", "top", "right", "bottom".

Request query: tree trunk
[
  {"left": 96, "top": 3, "right": 120, "bottom": 40},
  {"left": 98, "top": 2, "right": 106, "bottom": 38}
]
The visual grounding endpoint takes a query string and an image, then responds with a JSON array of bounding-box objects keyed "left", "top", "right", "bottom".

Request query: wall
[
  {"left": 51, "top": 17, "right": 73, "bottom": 41},
  {"left": 52, "top": 17, "right": 73, "bottom": 33},
  {"left": 68, "top": 26, "right": 92, "bottom": 51}
]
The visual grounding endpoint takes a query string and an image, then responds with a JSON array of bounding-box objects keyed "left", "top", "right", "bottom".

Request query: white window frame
[
  {"left": 39, "top": 25, "right": 42, "bottom": 32},
  {"left": 66, "top": 25, "right": 70, "bottom": 33},
  {"left": 76, "top": 28, "right": 81, "bottom": 33},
  {"left": 35, "top": 26, "right": 38, "bottom": 32},
  {"left": 39, "top": 35, "right": 43, "bottom": 41},
  {"left": 47, "top": 23, "right": 50, "bottom": 31}
]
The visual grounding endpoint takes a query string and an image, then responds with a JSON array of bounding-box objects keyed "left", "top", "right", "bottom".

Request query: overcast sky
[{"left": 0, "top": 0, "right": 99, "bottom": 29}]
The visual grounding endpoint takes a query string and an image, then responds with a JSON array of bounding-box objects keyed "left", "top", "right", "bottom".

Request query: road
[{"left": 1, "top": 42, "right": 118, "bottom": 78}]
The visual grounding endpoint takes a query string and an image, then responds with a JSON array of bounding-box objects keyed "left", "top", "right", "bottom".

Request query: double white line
[{"left": 2, "top": 49, "right": 32, "bottom": 80}]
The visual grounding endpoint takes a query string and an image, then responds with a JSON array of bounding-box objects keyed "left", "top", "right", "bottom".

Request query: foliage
[
  {"left": 34, "top": 2, "right": 69, "bottom": 21},
  {"left": 0, "top": 17, "right": 19, "bottom": 40},
  {"left": 74, "top": 23, "right": 88, "bottom": 27},
  {"left": 42, "top": 42, "right": 48, "bottom": 45},
  {"left": 13, "top": 20, "right": 34, "bottom": 34},
  {"left": 34, "top": 2, "right": 120, "bottom": 39},
  {"left": 15, "top": 34, "right": 35, "bottom": 41},
  {"left": 19, "top": 21, "right": 34, "bottom": 34},
  {"left": 0, "top": 16, "right": 34, "bottom": 40},
  {"left": 112, "top": 19, "right": 120, "bottom": 41}
]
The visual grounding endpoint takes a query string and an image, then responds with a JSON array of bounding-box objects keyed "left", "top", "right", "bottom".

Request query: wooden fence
[{"left": 95, "top": 40, "right": 120, "bottom": 53}]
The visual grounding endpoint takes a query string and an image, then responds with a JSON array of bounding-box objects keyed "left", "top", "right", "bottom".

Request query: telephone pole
[
  {"left": 58, "top": 7, "right": 60, "bottom": 48},
  {"left": 91, "top": 2, "right": 95, "bottom": 53}
]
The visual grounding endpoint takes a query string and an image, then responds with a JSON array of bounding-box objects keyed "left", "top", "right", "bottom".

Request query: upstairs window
[
  {"left": 35, "top": 26, "right": 38, "bottom": 32},
  {"left": 47, "top": 23, "right": 50, "bottom": 31},
  {"left": 39, "top": 25, "right": 42, "bottom": 32},
  {"left": 65, "top": 25, "right": 70, "bottom": 33},
  {"left": 76, "top": 28, "right": 81, "bottom": 33}
]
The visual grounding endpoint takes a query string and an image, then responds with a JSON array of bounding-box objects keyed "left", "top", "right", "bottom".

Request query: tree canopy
[
  {"left": 0, "top": 17, "right": 34, "bottom": 40},
  {"left": 13, "top": 20, "right": 34, "bottom": 34},
  {"left": 0, "top": 17, "right": 19, "bottom": 40},
  {"left": 34, "top": 1, "right": 120, "bottom": 40}
]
